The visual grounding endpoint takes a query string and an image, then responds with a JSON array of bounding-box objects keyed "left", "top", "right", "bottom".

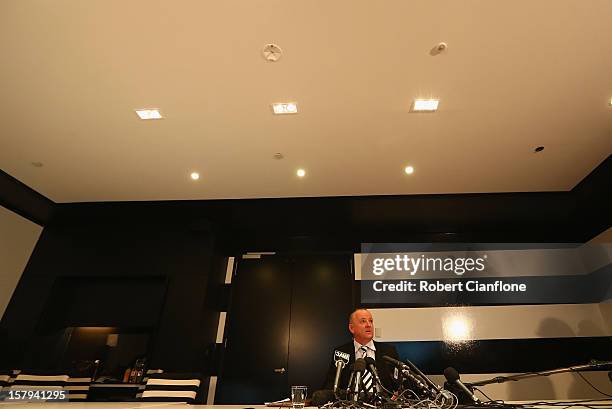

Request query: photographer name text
[{"left": 372, "top": 280, "right": 527, "bottom": 292}]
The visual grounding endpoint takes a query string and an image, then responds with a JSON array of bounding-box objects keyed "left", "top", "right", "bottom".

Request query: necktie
[{"left": 360, "top": 346, "right": 373, "bottom": 393}]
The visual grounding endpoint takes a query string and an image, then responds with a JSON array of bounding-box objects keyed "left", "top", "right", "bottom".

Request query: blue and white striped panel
[
  {"left": 65, "top": 377, "right": 91, "bottom": 401},
  {"left": 10, "top": 373, "right": 68, "bottom": 401},
  {"left": 11, "top": 374, "right": 68, "bottom": 390},
  {"left": 136, "top": 369, "right": 164, "bottom": 399},
  {"left": 141, "top": 377, "right": 201, "bottom": 403},
  {"left": 369, "top": 304, "right": 612, "bottom": 400}
]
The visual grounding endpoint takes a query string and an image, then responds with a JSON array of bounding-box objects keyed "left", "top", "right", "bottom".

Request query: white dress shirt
[{"left": 353, "top": 339, "right": 376, "bottom": 360}]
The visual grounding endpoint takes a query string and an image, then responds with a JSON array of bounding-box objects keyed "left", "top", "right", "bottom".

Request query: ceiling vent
[{"left": 262, "top": 44, "right": 283, "bottom": 62}]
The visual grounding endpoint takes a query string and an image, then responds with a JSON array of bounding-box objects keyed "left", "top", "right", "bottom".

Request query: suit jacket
[{"left": 322, "top": 340, "right": 400, "bottom": 392}]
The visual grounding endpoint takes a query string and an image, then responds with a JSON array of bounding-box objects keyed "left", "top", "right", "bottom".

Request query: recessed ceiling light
[
  {"left": 296, "top": 168, "right": 306, "bottom": 178},
  {"left": 272, "top": 102, "right": 298, "bottom": 115},
  {"left": 190, "top": 172, "right": 200, "bottom": 180},
  {"left": 404, "top": 166, "right": 414, "bottom": 175},
  {"left": 135, "top": 109, "right": 163, "bottom": 120},
  {"left": 412, "top": 99, "right": 439, "bottom": 112}
]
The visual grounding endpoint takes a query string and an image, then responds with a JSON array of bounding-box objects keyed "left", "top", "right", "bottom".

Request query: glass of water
[{"left": 291, "top": 385, "right": 308, "bottom": 409}]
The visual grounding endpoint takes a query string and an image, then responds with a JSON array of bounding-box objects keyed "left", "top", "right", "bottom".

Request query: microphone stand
[
  {"left": 353, "top": 371, "right": 362, "bottom": 402},
  {"left": 346, "top": 370, "right": 355, "bottom": 401},
  {"left": 470, "top": 361, "right": 612, "bottom": 387}
]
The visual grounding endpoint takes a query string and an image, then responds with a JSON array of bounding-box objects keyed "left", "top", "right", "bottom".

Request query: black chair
[
  {"left": 8, "top": 369, "right": 20, "bottom": 386},
  {"left": 0, "top": 370, "right": 11, "bottom": 389}
]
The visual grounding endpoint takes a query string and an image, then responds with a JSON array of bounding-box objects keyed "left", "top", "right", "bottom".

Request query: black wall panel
[
  {"left": 0, "top": 214, "right": 224, "bottom": 373},
  {"left": 0, "top": 155, "right": 609, "bottom": 396},
  {"left": 287, "top": 255, "right": 355, "bottom": 391},
  {"left": 39, "top": 276, "right": 167, "bottom": 330}
]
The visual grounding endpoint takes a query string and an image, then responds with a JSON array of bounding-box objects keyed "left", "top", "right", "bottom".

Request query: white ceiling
[{"left": 1, "top": 0, "right": 611, "bottom": 203}]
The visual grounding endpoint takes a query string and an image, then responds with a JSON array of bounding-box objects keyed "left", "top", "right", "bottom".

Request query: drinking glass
[{"left": 291, "top": 385, "right": 308, "bottom": 409}]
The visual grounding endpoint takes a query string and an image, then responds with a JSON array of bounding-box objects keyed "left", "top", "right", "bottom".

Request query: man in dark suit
[{"left": 322, "top": 308, "right": 400, "bottom": 393}]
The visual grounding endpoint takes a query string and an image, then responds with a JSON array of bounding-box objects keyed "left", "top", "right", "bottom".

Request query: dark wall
[
  {"left": 1, "top": 190, "right": 608, "bottom": 370},
  {"left": 0, "top": 155, "right": 610, "bottom": 374},
  {"left": 0, "top": 210, "right": 225, "bottom": 373},
  {"left": 39, "top": 276, "right": 168, "bottom": 330},
  {"left": 571, "top": 154, "right": 612, "bottom": 239}
]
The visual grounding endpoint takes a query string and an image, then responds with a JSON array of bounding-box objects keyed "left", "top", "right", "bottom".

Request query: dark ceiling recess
[
  {"left": 1, "top": 154, "right": 610, "bottom": 247},
  {"left": 0, "top": 169, "right": 55, "bottom": 226}
]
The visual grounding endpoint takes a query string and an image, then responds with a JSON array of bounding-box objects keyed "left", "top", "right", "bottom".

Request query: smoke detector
[
  {"left": 430, "top": 42, "right": 448, "bottom": 56},
  {"left": 262, "top": 44, "right": 283, "bottom": 62}
]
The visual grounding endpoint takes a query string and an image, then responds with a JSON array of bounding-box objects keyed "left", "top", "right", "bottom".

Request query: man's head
[{"left": 349, "top": 308, "right": 374, "bottom": 345}]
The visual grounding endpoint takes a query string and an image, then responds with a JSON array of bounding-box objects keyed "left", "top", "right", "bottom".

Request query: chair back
[
  {"left": 141, "top": 373, "right": 201, "bottom": 403},
  {"left": 136, "top": 369, "right": 163, "bottom": 399},
  {"left": 11, "top": 371, "right": 68, "bottom": 391},
  {"left": 66, "top": 377, "right": 91, "bottom": 401}
]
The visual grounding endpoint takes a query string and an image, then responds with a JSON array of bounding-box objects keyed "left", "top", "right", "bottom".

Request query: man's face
[{"left": 349, "top": 309, "right": 374, "bottom": 343}]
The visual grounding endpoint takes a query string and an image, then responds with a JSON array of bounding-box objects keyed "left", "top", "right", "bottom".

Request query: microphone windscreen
[
  {"left": 354, "top": 358, "right": 366, "bottom": 372},
  {"left": 443, "top": 367, "right": 460, "bottom": 382},
  {"left": 364, "top": 357, "right": 376, "bottom": 366},
  {"left": 334, "top": 350, "right": 350, "bottom": 364},
  {"left": 311, "top": 390, "right": 335, "bottom": 406}
]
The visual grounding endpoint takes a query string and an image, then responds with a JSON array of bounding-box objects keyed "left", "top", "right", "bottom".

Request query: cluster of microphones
[
  {"left": 318, "top": 352, "right": 612, "bottom": 408},
  {"left": 314, "top": 350, "right": 480, "bottom": 407}
]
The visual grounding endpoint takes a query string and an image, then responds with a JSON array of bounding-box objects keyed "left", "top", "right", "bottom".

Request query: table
[{"left": 0, "top": 403, "right": 610, "bottom": 409}]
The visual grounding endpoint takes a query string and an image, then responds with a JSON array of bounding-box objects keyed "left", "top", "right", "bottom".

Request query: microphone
[
  {"left": 402, "top": 368, "right": 429, "bottom": 392},
  {"left": 383, "top": 355, "right": 441, "bottom": 397},
  {"left": 352, "top": 358, "right": 366, "bottom": 401},
  {"left": 382, "top": 355, "right": 410, "bottom": 371},
  {"left": 333, "top": 350, "right": 350, "bottom": 394},
  {"left": 443, "top": 367, "right": 480, "bottom": 404},
  {"left": 364, "top": 357, "right": 383, "bottom": 394},
  {"left": 382, "top": 355, "right": 430, "bottom": 395}
]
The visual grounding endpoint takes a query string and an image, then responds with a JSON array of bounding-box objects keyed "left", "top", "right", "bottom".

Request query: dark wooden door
[
  {"left": 217, "top": 254, "right": 354, "bottom": 403},
  {"left": 216, "top": 256, "right": 292, "bottom": 403}
]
